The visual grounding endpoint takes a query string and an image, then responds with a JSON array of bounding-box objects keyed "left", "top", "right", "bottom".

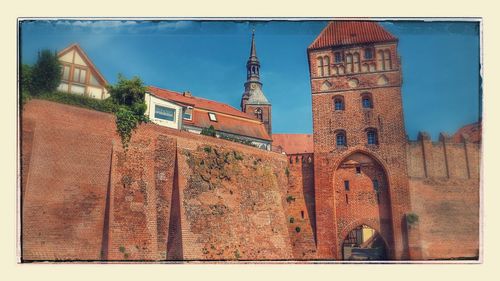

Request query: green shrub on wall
[{"left": 406, "top": 212, "right": 419, "bottom": 226}]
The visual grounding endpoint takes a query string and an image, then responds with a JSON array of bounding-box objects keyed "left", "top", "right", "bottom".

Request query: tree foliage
[
  {"left": 201, "top": 125, "right": 217, "bottom": 137},
  {"left": 30, "top": 49, "right": 62, "bottom": 95},
  {"left": 107, "top": 74, "right": 147, "bottom": 109},
  {"left": 107, "top": 74, "right": 148, "bottom": 149}
]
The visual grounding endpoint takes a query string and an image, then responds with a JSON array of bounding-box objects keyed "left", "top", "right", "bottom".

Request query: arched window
[
  {"left": 323, "top": 56, "right": 330, "bottom": 76},
  {"left": 353, "top": 53, "right": 360, "bottom": 73},
  {"left": 361, "top": 93, "right": 373, "bottom": 109},
  {"left": 336, "top": 131, "right": 347, "bottom": 147},
  {"left": 362, "top": 63, "right": 369, "bottom": 72},
  {"left": 366, "top": 128, "right": 379, "bottom": 145},
  {"left": 338, "top": 65, "right": 345, "bottom": 75},
  {"left": 384, "top": 50, "right": 392, "bottom": 70},
  {"left": 317, "top": 57, "right": 324, "bottom": 77},
  {"left": 377, "top": 50, "right": 385, "bottom": 70},
  {"left": 254, "top": 108, "right": 263, "bottom": 121},
  {"left": 333, "top": 66, "right": 339, "bottom": 75},
  {"left": 333, "top": 96, "right": 345, "bottom": 111},
  {"left": 346, "top": 54, "right": 353, "bottom": 73}
]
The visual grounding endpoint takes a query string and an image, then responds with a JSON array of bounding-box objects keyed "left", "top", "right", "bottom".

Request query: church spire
[
  {"left": 241, "top": 29, "right": 272, "bottom": 136},
  {"left": 246, "top": 28, "right": 260, "bottom": 82}
]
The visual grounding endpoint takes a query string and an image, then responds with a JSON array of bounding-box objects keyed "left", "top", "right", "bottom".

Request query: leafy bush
[
  {"left": 286, "top": 195, "right": 296, "bottom": 203},
  {"left": 201, "top": 125, "right": 217, "bottom": 137},
  {"left": 30, "top": 49, "right": 62, "bottom": 96},
  {"left": 107, "top": 74, "right": 146, "bottom": 107},
  {"left": 38, "top": 91, "right": 118, "bottom": 113},
  {"left": 406, "top": 213, "right": 419, "bottom": 225}
]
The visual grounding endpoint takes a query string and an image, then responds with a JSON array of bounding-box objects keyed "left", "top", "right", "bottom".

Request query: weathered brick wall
[
  {"left": 285, "top": 153, "right": 317, "bottom": 259},
  {"left": 21, "top": 100, "right": 115, "bottom": 260},
  {"left": 22, "top": 100, "right": 308, "bottom": 261},
  {"left": 408, "top": 178, "right": 479, "bottom": 259},
  {"left": 107, "top": 126, "right": 177, "bottom": 261},
  {"left": 406, "top": 135, "right": 480, "bottom": 260},
  {"left": 175, "top": 137, "right": 294, "bottom": 260}
]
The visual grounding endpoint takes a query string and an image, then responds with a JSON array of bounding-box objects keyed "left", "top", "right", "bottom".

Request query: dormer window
[
  {"left": 183, "top": 106, "right": 193, "bottom": 120},
  {"left": 208, "top": 112, "right": 217, "bottom": 122}
]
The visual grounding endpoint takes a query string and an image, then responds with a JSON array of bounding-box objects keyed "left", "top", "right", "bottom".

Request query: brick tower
[
  {"left": 307, "top": 21, "right": 412, "bottom": 260},
  {"left": 241, "top": 30, "right": 272, "bottom": 136}
]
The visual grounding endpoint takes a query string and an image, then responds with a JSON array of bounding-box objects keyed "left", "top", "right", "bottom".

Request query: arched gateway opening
[
  {"left": 342, "top": 225, "right": 387, "bottom": 260},
  {"left": 334, "top": 152, "right": 393, "bottom": 260}
]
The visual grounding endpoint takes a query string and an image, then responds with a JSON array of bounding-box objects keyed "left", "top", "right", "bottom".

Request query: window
[
  {"left": 346, "top": 54, "right": 353, "bottom": 73},
  {"left": 362, "top": 94, "right": 373, "bottom": 109},
  {"left": 255, "top": 108, "right": 263, "bottom": 121},
  {"left": 154, "top": 105, "right": 176, "bottom": 122},
  {"left": 364, "top": 48, "right": 374, "bottom": 59},
  {"left": 356, "top": 166, "right": 361, "bottom": 174},
  {"left": 367, "top": 129, "right": 378, "bottom": 145},
  {"left": 336, "top": 131, "right": 347, "bottom": 147},
  {"left": 334, "top": 52, "right": 343, "bottom": 63},
  {"left": 61, "top": 65, "right": 70, "bottom": 80},
  {"left": 334, "top": 96, "right": 344, "bottom": 111},
  {"left": 373, "top": 179, "right": 379, "bottom": 191},
  {"left": 377, "top": 50, "right": 385, "bottom": 71},
  {"left": 208, "top": 112, "right": 217, "bottom": 122},
  {"left": 344, "top": 180, "right": 350, "bottom": 191},
  {"left": 183, "top": 106, "right": 193, "bottom": 120},
  {"left": 317, "top": 57, "right": 324, "bottom": 77},
  {"left": 384, "top": 50, "right": 392, "bottom": 70},
  {"left": 353, "top": 53, "right": 360, "bottom": 73},
  {"left": 323, "top": 56, "right": 330, "bottom": 76},
  {"left": 72, "top": 67, "right": 87, "bottom": 84}
]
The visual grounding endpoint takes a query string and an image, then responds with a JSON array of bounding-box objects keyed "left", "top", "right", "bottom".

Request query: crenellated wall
[{"left": 406, "top": 132, "right": 481, "bottom": 260}]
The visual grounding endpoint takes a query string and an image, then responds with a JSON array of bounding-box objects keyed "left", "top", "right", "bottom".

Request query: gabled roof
[
  {"left": 57, "top": 43, "right": 109, "bottom": 85},
  {"left": 308, "top": 21, "right": 397, "bottom": 50},
  {"left": 272, "top": 134, "right": 313, "bottom": 154},
  {"left": 147, "top": 86, "right": 272, "bottom": 141}
]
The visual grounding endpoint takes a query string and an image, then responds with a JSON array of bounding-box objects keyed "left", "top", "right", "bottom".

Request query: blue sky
[{"left": 19, "top": 20, "right": 480, "bottom": 140}]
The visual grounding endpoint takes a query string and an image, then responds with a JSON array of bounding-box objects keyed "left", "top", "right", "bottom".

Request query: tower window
[
  {"left": 384, "top": 50, "right": 392, "bottom": 70},
  {"left": 336, "top": 131, "right": 347, "bottom": 147},
  {"left": 362, "top": 94, "right": 373, "bottom": 109},
  {"left": 364, "top": 48, "right": 374, "bottom": 59},
  {"left": 254, "top": 108, "right": 263, "bottom": 121},
  {"left": 353, "top": 52, "right": 360, "bottom": 73},
  {"left": 334, "top": 52, "right": 343, "bottom": 63},
  {"left": 323, "top": 56, "right": 331, "bottom": 76},
  {"left": 317, "top": 56, "right": 324, "bottom": 77},
  {"left": 344, "top": 180, "right": 350, "bottom": 191},
  {"left": 334, "top": 96, "right": 344, "bottom": 111},
  {"left": 346, "top": 54, "right": 353, "bottom": 73},
  {"left": 367, "top": 129, "right": 378, "bottom": 145},
  {"left": 356, "top": 166, "right": 361, "bottom": 174}
]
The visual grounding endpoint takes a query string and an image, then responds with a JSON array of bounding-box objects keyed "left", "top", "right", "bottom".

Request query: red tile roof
[
  {"left": 452, "top": 122, "right": 482, "bottom": 143},
  {"left": 272, "top": 134, "right": 314, "bottom": 154},
  {"left": 147, "top": 86, "right": 271, "bottom": 141},
  {"left": 308, "top": 21, "right": 397, "bottom": 50}
]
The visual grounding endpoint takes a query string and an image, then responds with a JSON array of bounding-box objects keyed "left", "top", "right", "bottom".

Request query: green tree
[
  {"left": 30, "top": 49, "right": 61, "bottom": 95},
  {"left": 107, "top": 74, "right": 147, "bottom": 109},
  {"left": 107, "top": 74, "right": 148, "bottom": 149},
  {"left": 20, "top": 64, "right": 33, "bottom": 106},
  {"left": 201, "top": 125, "right": 217, "bottom": 137}
]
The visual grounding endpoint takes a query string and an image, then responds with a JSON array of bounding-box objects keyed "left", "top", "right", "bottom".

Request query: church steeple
[
  {"left": 246, "top": 29, "right": 261, "bottom": 82},
  {"left": 241, "top": 29, "right": 272, "bottom": 136}
]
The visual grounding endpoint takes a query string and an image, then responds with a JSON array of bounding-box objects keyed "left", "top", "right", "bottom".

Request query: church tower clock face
[{"left": 251, "top": 84, "right": 256, "bottom": 89}]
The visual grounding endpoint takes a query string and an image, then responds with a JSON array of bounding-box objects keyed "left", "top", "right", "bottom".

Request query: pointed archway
[
  {"left": 342, "top": 224, "right": 388, "bottom": 260},
  {"left": 333, "top": 151, "right": 394, "bottom": 260}
]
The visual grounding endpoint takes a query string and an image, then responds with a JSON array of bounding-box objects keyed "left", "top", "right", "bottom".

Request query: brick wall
[
  {"left": 21, "top": 100, "right": 305, "bottom": 261},
  {"left": 406, "top": 133, "right": 481, "bottom": 259},
  {"left": 21, "top": 100, "right": 115, "bottom": 260},
  {"left": 284, "top": 153, "right": 317, "bottom": 259}
]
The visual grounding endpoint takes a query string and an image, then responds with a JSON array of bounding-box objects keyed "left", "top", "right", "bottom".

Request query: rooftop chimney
[{"left": 183, "top": 91, "right": 192, "bottom": 97}]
